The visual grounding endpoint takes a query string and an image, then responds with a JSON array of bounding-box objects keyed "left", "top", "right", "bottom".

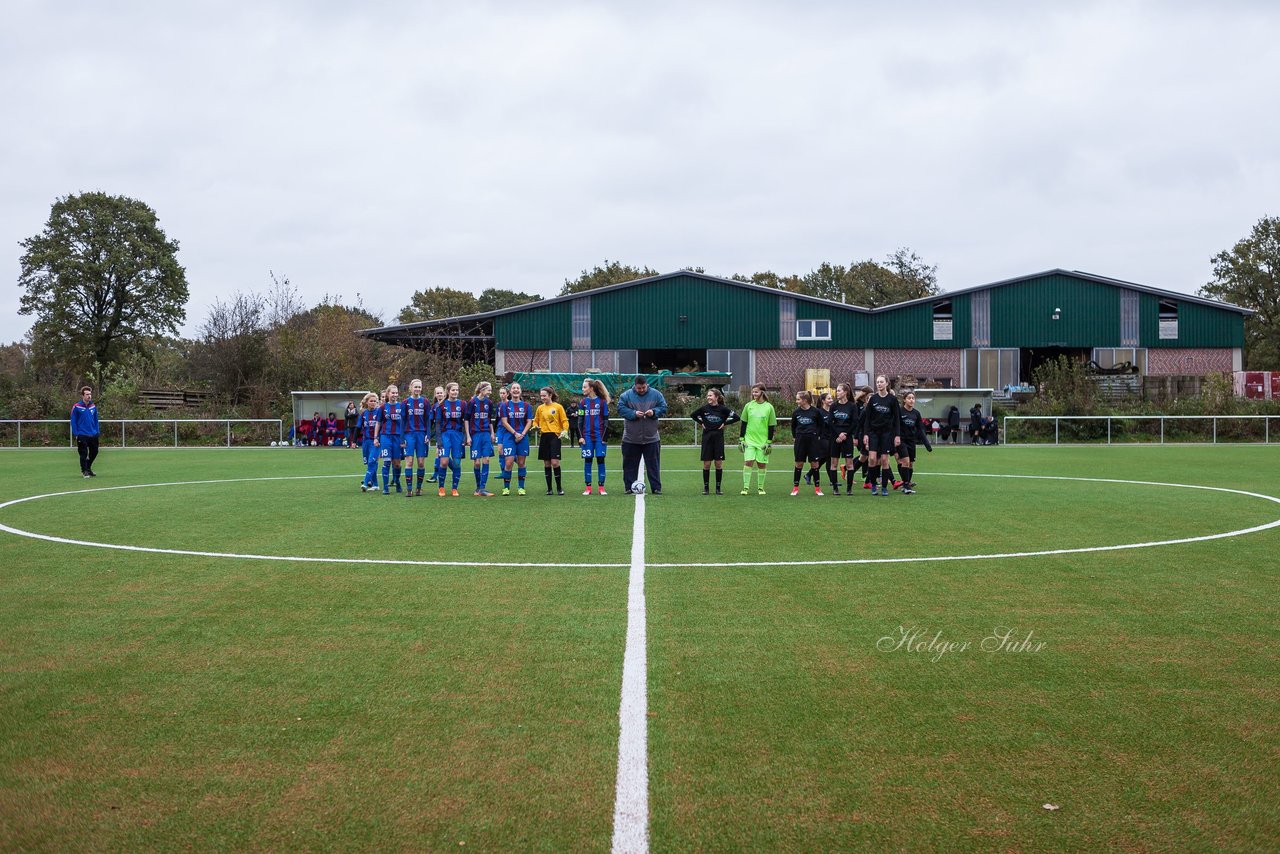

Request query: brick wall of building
[
  {"left": 754, "top": 349, "right": 866, "bottom": 390},
  {"left": 1147, "top": 348, "right": 1234, "bottom": 375},
  {"left": 872, "top": 349, "right": 963, "bottom": 384}
]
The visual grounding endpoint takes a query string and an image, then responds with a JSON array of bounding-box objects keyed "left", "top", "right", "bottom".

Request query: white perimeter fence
[
  {"left": 1003, "top": 415, "right": 1280, "bottom": 445},
  {"left": 1, "top": 417, "right": 793, "bottom": 449},
  {"left": 0, "top": 419, "right": 284, "bottom": 448},
  {"left": 20, "top": 415, "right": 1274, "bottom": 449}
]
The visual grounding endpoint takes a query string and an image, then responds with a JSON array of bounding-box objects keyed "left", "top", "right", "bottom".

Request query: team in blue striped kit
[
  {"left": 497, "top": 382, "right": 534, "bottom": 496},
  {"left": 466, "top": 382, "right": 498, "bottom": 497},
  {"left": 578, "top": 378, "right": 611, "bottom": 495},
  {"left": 401, "top": 379, "right": 432, "bottom": 497}
]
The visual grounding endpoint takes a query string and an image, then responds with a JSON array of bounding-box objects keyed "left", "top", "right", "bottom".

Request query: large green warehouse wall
[
  {"left": 590, "top": 276, "right": 780, "bottom": 349},
  {"left": 493, "top": 299, "right": 572, "bottom": 349}
]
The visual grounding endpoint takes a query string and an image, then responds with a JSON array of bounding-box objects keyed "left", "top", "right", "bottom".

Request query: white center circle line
[{"left": 0, "top": 473, "right": 1277, "bottom": 570}]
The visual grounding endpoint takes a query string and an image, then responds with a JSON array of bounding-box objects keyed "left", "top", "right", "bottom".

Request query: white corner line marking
[{"left": 611, "top": 461, "right": 649, "bottom": 854}]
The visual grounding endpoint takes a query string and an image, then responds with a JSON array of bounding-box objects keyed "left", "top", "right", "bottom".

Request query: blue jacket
[
  {"left": 71, "top": 401, "right": 99, "bottom": 437},
  {"left": 617, "top": 387, "right": 668, "bottom": 444}
]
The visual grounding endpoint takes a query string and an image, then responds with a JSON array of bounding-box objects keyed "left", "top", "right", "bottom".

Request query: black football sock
[
  {"left": 794, "top": 468, "right": 802, "bottom": 486},
  {"left": 715, "top": 469, "right": 722, "bottom": 489},
  {"left": 905, "top": 466, "right": 913, "bottom": 485},
  {"left": 702, "top": 469, "right": 710, "bottom": 489},
  {"left": 882, "top": 468, "right": 891, "bottom": 488},
  {"left": 897, "top": 463, "right": 908, "bottom": 483},
  {"left": 553, "top": 468, "right": 562, "bottom": 489},
  {"left": 545, "top": 468, "right": 554, "bottom": 490},
  {"left": 827, "top": 465, "right": 839, "bottom": 488}
]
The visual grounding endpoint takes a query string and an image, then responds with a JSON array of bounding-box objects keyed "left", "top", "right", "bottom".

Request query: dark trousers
[
  {"left": 77, "top": 436, "right": 99, "bottom": 472},
  {"left": 621, "top": 441, "right": 662, "bottom": 493}
]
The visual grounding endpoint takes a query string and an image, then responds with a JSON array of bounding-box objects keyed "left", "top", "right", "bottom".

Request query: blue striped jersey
[
  {"left": 580, "top": 396, "right": 609, "bottom": 443},
  {"left": 377, "top": 402, "right": 404, "bottom": 436},
  {"left": 467, "top": 397, "right": 495, "bottom": 433},
  {"left": 359, "top": 410, "right": 378, "bottom": 442},
  {"left": 499, "top": 400, "right": 532, "bottom": 434},
  {"left": 437, "top": 399, "right": 466, "bottom": 433},
  {"left": 402, "top": 395, "right": 430, "bottom": 432}
]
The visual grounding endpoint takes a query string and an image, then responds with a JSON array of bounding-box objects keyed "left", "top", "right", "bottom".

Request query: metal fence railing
[
  {"left": 1003, "top": 415, "right": 1278, "bottom": 445},
  {"left": 2, "top": 416, "right": 819, "bottom": 449},
  {"left": 0, "top": 419, "right": 285, "bottom": 449}
]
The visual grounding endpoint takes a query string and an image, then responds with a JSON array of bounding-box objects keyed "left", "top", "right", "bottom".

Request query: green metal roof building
[{"left": 360, "top": 269, "right": 1250, "bottom": 392}]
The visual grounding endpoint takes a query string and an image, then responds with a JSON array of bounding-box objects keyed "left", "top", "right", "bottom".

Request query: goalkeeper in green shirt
[{"left": 738, "top": 384, "right": 778, "bottom": 495}]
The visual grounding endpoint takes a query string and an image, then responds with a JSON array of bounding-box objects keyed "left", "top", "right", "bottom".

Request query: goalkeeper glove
[
  {"left": 764, "top": 443, "right": 772, "bottom": 454},
  {"left": 738, "top": 440, "right": 745, "bottom": 453}
]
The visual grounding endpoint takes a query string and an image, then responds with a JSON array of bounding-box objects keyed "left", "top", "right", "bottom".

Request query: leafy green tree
[
  {"left": 398, "top": 287, "right": 480, "bottom": 323},
  {"left": 476, "top": 288, "right": 542, "bottom": 313},
  {"left": 1200, "top": 215, "right": 1280, "bottom": 369},
  {"left": 559, "top": 261, "right": 659, "bottom": 295},
  {"left": 731, "top": 271, "right": 805, "bottom": 291},
  {"left": 801, "top": 250, "right": 939, "bottom": 308},
  {"left": 18, "top": 192, "right": 188, "bottom": 377}
]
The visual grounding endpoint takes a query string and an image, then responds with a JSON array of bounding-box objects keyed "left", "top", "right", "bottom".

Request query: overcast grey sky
[{"left": 3, "top": 0, "right": 1277, "bottom": 343}]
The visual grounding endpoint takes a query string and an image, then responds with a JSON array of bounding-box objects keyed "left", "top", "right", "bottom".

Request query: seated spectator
[
  {"left": 326, "top": 412, "right": 340, "bottom": 445},
  {"left": 311, "top": 412, "right": 323, "bottom": 445},
  {"left": 980, "top": 415, "right": 999, "bottom": 445},
  {"left": 297, "top": 419, "right": 312, "bottom": 445}
]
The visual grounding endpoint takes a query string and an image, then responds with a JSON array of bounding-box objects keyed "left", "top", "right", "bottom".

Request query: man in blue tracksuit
[
  {"left": 71, "top": 385, "right": 100, "bottom": 478},
  {"left": 617, "top": 375, "right": 668, "bottom": 494}
]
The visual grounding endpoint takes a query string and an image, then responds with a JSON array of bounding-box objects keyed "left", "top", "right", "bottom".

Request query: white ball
[
  {"left": 270, "top": 441, "right": 277, "bottom": 446},
  {"left": 631, "top": 480, "right": 646, "bottom": 494}
]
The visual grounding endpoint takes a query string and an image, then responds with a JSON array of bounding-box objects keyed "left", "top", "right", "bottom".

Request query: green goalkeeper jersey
[{"left": 741, "top": 400, "right": 777, "bottom": 446}]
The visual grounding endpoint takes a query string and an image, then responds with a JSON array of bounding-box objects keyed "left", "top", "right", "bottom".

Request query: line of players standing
[
  {"left": 355, "top": 378, "right": 540, "bottom": 498},
  {"left": 787, "top": 374, "right": 933, "bottom": 497},
  {"left": 352, "top": 373, "right": 934, "bottom": 500}
]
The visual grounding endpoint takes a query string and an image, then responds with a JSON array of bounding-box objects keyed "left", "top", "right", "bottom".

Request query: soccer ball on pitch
[
  {"left": 631, "top": 480, "right": 646, "bottom": 495},
  {"left": 270, "top": 441, "right": 277, "bottom": 447}
]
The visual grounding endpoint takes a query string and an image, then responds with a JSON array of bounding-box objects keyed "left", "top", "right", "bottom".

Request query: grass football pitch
[{"left": 1, "top": 444, "right": 1277, "bottom": 851}]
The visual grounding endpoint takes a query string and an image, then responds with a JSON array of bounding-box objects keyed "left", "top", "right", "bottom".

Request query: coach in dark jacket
[
  {"left": 946, "top": 405, "right": 960, "bottom": 444},
  {"left": 617, "top": 376, "right": 668, "bottom": 494}
]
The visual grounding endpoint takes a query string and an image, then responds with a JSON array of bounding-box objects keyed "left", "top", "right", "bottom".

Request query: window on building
[
  {"left": 571, "top": 298, "right": 591, "bottom": 349},
  {"left": 706, "top": 349, "right": 752, "bottom": 386},
  {"left": 932, "top": 300, "right": 953, "bottom": 341},
  {"left": 963, "top": 348, "right": 1020, "bottom": 389},
  {"left": 796, "top": 319, "right": 831, "bottom": 341},
  {"left": 1092, "top": 348, "right": 1147, "bottom": 375},
  {"left": 1158, "top": 300, "right": 1178, "bottom": 339}
]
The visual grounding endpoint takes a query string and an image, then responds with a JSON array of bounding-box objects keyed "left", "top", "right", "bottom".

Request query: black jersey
[
  {"left": 691, "top": 403, "right": 738, "bottom": 432},
  {"left": 816, "top": 407, "right": 835, "bottom": 440},
  {"left": 860, "top": 392, "right": 901, "bottom": 436},
  {"left": 898, "top": 407, "right": 931, "bottom": 448},
  {"left": 791, "top": 405, "right": 822, "bottom": 437},
  {"left": 830, "top": 401, "right": 858, "bottom": 439}
]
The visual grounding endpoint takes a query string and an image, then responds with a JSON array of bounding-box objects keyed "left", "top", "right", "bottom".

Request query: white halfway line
[{"left": 611, "top": 460, "right": 649, "bottom": 854}]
